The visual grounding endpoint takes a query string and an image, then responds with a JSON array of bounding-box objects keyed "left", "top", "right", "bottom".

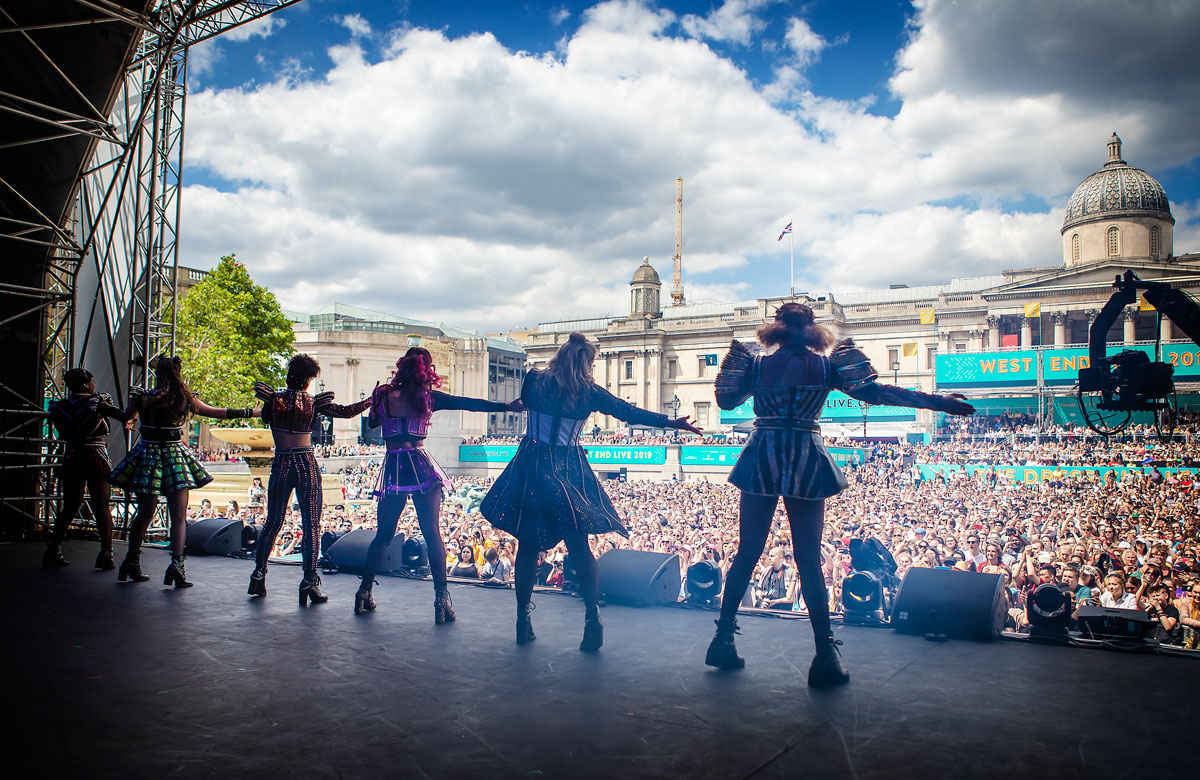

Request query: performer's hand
[
  {"left": 505, "top": 399, "right": 525, "bottom": 413},
  {"left": 251, "top": 406, "right": 262, "bottom": 417},
  {"left": 941, "top": 393, "right": 975, "bottom": 416},
  {"left": 670, "top": 416, "right": 703, "bottom": 435}
]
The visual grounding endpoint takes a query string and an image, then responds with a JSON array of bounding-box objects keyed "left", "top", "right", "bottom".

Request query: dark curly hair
[
  {"left": 757, "top": 302, "right": 837, "bottom": 354},
  {"left": 373, "top": 346, "right": 442, "bottom": 416},
  {"left": 286, "top": 353, "right": 321, "bottom": 390}
]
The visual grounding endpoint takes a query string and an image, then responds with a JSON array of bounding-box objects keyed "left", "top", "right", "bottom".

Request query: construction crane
[{"left": 671, "top": 177, "right": 685, "bottom": 306}]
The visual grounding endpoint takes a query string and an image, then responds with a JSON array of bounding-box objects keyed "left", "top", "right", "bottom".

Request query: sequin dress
[{"left": 109, "top": 388, "right": 211, "bottom": 495}]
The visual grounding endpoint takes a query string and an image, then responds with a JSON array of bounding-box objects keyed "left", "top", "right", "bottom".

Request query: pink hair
[{"left": 373, "top": 347, "right": 442, "bottom": 416}]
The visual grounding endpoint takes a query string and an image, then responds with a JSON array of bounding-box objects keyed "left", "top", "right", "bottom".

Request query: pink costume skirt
[{"left": 373, "top": 447, "right": 451, "bottom": 497}]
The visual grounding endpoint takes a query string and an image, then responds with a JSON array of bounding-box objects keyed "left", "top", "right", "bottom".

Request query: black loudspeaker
[
  {"left": 242, "top": 523, "right": 262, "bottom": 552},
  {"left": 597, "top": 549, "right": 681, "bottom": 607},
  {"left": 891, "top": 568, "right": 1006, "bottom": 640},
  {"left": 326, "top": 528, "right": 403, "bottom": 573},
  {"left": 185, "top": 517, "right": 246, "bottom": 555},
  {"left": 1077, "top": 606, "right": 1151, "bottom": 640}
]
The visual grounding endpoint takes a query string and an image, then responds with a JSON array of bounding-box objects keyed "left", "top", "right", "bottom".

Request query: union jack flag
[{"left": 777, "top": 222, "right": 792, "bottom": 241}]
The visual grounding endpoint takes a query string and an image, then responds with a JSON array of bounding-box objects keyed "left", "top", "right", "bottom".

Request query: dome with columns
[{"left": 629, "top": 257, "right": 661, "bottom": 317}]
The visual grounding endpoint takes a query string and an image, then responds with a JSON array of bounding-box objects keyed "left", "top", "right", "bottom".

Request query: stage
[{"left": 4, "top": 540, "right": 1197, "bottom": 779}]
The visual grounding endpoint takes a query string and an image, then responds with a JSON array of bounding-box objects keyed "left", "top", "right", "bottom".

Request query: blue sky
[{"left": 181, "top": 0, "right": 1200, "bottom": 330}]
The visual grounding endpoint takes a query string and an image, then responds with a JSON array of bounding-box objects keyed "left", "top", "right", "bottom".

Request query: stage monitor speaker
[
  {"left": 891, "top": 568, "right": 1005, "bottom": 641},
  {"left": 185, "top": 517, "right": 246, "bottom": 556},
  {"left": 1077, "top": 606, "right": 1150, "bottom": 641},
  {"left": 326, "top": 528, "right": 403, "bottom": 573},
  {"left": 597, "top": 549, "right": 681, "bottom": 607}
]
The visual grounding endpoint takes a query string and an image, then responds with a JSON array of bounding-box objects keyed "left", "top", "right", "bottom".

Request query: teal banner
[
  {"left": 459, "top": 445, "right": 518, "bottom": 462},
  {"left": 916, "top": 462, "right": 1199, "bottom": 484},
  {"left": 1043, "top": 344, "right": 1200, "bottom": 385},
  {"left": 718, "top": 391, "right": 915, "bottom": 424},
  {"left": 679, "top": 445, "right": 871, "bottom": 467},
  {"left": 936, "top": 351, "right": 1038, "bottom": 389},
  {"left": 458, "top": 445, "right": 665, "bottom": 465}
]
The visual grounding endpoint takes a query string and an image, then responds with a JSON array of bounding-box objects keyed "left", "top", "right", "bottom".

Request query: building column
[
  {"left": 1123, "top": 308, "right": 1137, "bottom": 344},
  {"left": 1052, "top": 312, "right": 1067, "bottom": 346},
  {"left": 1085, "top": 309, "right": 1100, "bottom": 344},
  {"left": 1020, "top": 317, "right": 1032, "bottom": 348},
  {"left": 1161, "top": 317, "right": 1174, "bottom": 342},
  {"left": 986, "top": 315, "right": 1000, "bottom": 350},
  {"left": 969, "top": 329, "right": 984, "bottom": 351},
  {"left": 645, "top": 347, "right": 661, "bottom": 418}
]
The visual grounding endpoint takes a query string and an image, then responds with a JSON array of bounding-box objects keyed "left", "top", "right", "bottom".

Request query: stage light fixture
[
  {"left": 685, "top": 560, "right": 723, "bottom": 603},
  {"left": 842, "top": 570, "right": 886, "bottom": 624},
  {"left": 402, "top": 535, "right": 431, "bottom": 575},
  {"left": 1027, "top": 583, "right": 1071, "bottom": 644}
]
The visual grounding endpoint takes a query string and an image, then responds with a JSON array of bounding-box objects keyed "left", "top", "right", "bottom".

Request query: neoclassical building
[{"left": 521, "top": 135, "right": 1200, "bottom": 435}]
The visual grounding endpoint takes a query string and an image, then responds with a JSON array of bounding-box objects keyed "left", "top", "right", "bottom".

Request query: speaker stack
[
  {"left": 184, "top": 517, "right": 245, "bottom": 556},
  {"left": 890, "top": 568, "right": 1007, "bottom": 640},
  {"left": 325, "top": 528, "right": 403, "bottom": 573},
  {"left": 597, "top": 549, "right": 681, "bottom": 607}
]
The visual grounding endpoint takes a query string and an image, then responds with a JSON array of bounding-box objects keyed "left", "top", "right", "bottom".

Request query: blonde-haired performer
[
  {"left": 706, "top": 303, "right": 974, "bottom": 687},
  {"left": 482, "top": 332, "right": 702, "bottom": 651}
]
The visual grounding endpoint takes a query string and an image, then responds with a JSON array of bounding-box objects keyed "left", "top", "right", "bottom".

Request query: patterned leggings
[{"left": 255, "top": 448, "right": 322, "bottom": 578}]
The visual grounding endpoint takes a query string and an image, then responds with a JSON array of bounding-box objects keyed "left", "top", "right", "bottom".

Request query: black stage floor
[{"left": 4, "top": 540, "right": 1198, "bottom": 780}]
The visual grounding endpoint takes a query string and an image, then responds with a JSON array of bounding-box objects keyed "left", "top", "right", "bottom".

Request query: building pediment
[{"left": 986, "top": 259, "right": 1200, "bottom": 297}]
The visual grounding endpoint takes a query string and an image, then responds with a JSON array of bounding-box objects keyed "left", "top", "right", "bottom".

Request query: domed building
[
  {"left": 629, "top": 256, "right": 662, "bottom": 317},
  {"left": 1061, "top": 133, "right": 1174, "bottom": 266}
]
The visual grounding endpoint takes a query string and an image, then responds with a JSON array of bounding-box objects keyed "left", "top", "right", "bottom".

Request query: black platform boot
[
  {"left": 580, "top": 606, "right": 603, "bottom": 653},
  {"left": 705, "top": 616, "right": 745, "bottom": 670},
  {"left": 516, "top": 602, "right": 536, "bottom": 645},
  {"left": 434, "top": 586, "right": 456, "bottom": 624},
  {"left": 299, "top": 573, "right": 328, "bottom": 606},
  {"left": 117, "top": 551, "right": 150, "bottom": 582},
  {"left": 95, "top": 550, "right": 115, "bottom": 570},
  {"left": 163, "top": 555, "right": 193, "bottom": 588},
  {"left": 43, "top": 543, "right": 69, "bottom": 568},
  {"left": 808, "top": 635, "right": 850, "bottom": 688},
  {"left": 354, "top": 580, "right": 376, "bottom": 615},
  {"left": 247, "top": 568, "right": 267, "bottom": 597}
]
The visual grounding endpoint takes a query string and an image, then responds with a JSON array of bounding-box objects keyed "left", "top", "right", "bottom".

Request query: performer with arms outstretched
[
  {"left": 248, "top": 354, "right": 371, "bottom": 605},
  {"left": 705, "top": 303, "right": 974, "bottom": 687},
  {"left": 481, "top": 332, "right": 702, "bottom": 651}
]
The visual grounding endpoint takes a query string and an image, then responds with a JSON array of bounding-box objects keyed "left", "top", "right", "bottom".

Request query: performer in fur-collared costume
[{"left": 704, "top": 303, "right": 974, "bottom": 687}]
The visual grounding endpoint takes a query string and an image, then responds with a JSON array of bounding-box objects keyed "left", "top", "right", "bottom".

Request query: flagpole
[{"left": 789, "top": 221, "right": 794, "bottom": 299}]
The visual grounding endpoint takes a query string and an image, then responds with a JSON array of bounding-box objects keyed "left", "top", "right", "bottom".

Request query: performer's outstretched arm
[{"left": 831, "top": 339, "right": 974, "bottom": 415}]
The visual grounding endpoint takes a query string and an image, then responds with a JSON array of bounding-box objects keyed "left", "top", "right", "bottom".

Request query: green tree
[{"left": 174, "top": 255, "right": 293, "bottom": 426}]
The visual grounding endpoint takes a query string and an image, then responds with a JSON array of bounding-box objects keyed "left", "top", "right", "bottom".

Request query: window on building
[
  {"left": 927, "top": 346, "right": 936, "bottom": 370},
  {"left": 624, "top": 360, "right": 633, "bottom": 380},
  {"left": 667, "top": 359, "right": 678, "bottom": 379},
  {"left": 697, "top": 356, "right": 708, "bottom": 378},
  {"left": 954, "top": 341, "right": 967, "bottom": 353},
  {"left": 1150, "top": 225, "right": 1160, "bottom": 257},
  {"left": 1107, "top": 226, "right": 1120, "bottom": 256},
  {"left": 695, "top": 402, "right": 710, "bottom": 427},
  {"left": 1072, "top": 233, "right": 1080, "bottom": 263},
  {"left": 887, "top": 348, "right": 899, "bottom": 367}
]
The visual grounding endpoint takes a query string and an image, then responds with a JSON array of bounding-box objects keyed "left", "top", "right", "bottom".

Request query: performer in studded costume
[
  {"left": 704, "top": 303, "right": 974, "bottom": 687},
  {"left": 110, "top": 356, "right": 257, "bottom": 587},
  {"left": 248, "top": 354, "right": 371, "bottom": 605},
  {"left": 43, "top": 368, "right": 128, "bottom": 569}
]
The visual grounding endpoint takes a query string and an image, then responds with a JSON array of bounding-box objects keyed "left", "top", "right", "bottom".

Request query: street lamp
[
  {"left": 891, "top": 359, "right": 900, "bottom": 385},
  {"left": 359, "top": 389, "right": 365, "bottom": 401},
  {"left": 318, "top": 380, "right": 326, "bottom": 393},
  {"left": 670, "top": 394, "right": 681, "bottom": 417}
]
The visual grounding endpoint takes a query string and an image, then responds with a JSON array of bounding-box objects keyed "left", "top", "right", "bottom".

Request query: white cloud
[
  {"left": 783, "top": 17, "right": 826, "bottom": 66},
  {"left": 188, "top": 38, "right": 223, "bottom": 77},
  {"left": 681, "top": 0, "right": 771, "bottom": 47},
  {"left": 179, "top": 0, "right": 1200, "bottom": 331},
  {"left": 550, "top": 6, "right": 571, "bottom": 26},
  {"left": 338, "top": 13, "right": 372, "bottom": 38},
  {"left": 221, "top": 13, "right": 287, "bottom": 42}
]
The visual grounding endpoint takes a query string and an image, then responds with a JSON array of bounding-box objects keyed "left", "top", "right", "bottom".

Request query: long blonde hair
[{"left": 544, "top": 332, "right": 596, "bottom": 406}]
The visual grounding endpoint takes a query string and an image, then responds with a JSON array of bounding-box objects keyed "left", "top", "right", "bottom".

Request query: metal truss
[{"left": 0, "top": 0, "right": 304, "bottom": 536}]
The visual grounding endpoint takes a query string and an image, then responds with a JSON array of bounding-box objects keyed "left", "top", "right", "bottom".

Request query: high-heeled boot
[
  {"left": 705, "top": 616, "right": 745, "bottom": 670},
  {"left": 163, "top": 555, "right": 193, "bottom": 588},
  {"left": 95, "top": 550, "right": 115, "bottom": 570},
  {"left": 353, "top": 580, "right": 376, "bottom": 615},
  {"left": 580, "top": 605, "right": 603, "bottom": 653},
  {"left": 247, "top": 568, "right": 267, "bottom": 597},
  {"left": 43, "top": 543, "right": 69, "bottom": 568},
  {"left": 808, "top": 634, "right": 850, "bottom": 688},
  {"left": 434, "top": 586, "right": 455, "bottom": 624},
  {"left": 516, "top": 601, "right": 536, "bottom": 644},
  {"left": 117, "top": 550, "right": 150, "bottom": 582},
  {"left": 299, "top": 573, "right": 328, "bottom": 606}
]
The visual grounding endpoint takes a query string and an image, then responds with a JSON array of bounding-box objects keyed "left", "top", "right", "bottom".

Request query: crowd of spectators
[{"left": 185, "top": 423, "right": 1200, "bottom": 647}]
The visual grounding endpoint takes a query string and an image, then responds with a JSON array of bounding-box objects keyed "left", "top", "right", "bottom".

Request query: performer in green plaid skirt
[{"left": 110, "top": 356, "right": 259, "bottom": 588}]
